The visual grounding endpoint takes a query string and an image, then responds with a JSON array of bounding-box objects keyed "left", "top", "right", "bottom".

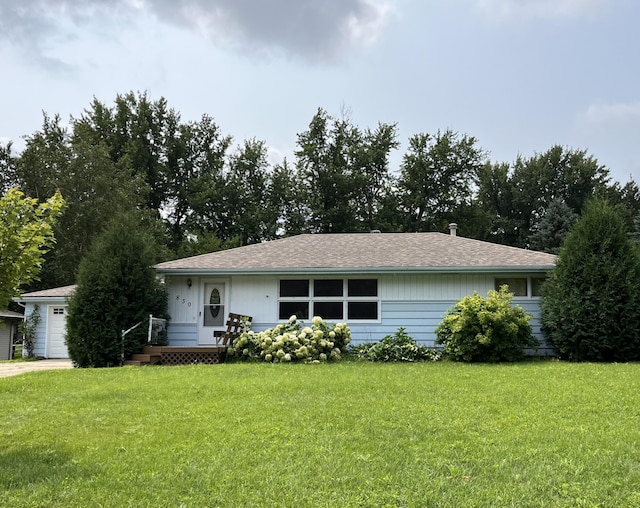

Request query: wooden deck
[
  {"left": 123, "top": 313, "right": 251, "bottom": 367},
  {"left": 123, "top": 345, "right": 229, "bottom": 366}
]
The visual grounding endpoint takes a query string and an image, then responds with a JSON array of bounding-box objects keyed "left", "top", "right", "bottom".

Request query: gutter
[{"left": 155, "top": 265, "right": 556, "bottom": 276}]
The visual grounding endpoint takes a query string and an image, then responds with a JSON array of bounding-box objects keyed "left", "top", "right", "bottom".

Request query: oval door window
[{"left": 209, "top": 288, "right": 221, "bottom": 318}]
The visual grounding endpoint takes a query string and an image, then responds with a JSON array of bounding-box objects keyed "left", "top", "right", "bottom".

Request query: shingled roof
[
  {"left": 19, "top": 285, "right": 77, "bottom": 299},
  {"left": 155, "top": 233, "right": 556, "bottom": 273}
]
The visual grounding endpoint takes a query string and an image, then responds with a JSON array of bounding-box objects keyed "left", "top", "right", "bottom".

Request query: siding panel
[
  {"left": 381, "top": 273, "right": 496, "bottom": 301},
  {"left": 229, "top": 276, "right": 277, "bottom": 323},
  {"left": 0, "top": 323, "right": 11, "bottom": 360},
  {"left": 359, "top": 299, "right": 552, "bottom": 355},
  {"left": 166, "top": 322, "right": 198, "bottom": 346},
  {"left": 166, "top": 277, "right": 198, "bottom": 324}
]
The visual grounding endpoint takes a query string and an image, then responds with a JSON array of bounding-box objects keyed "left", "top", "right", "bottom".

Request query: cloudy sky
[{"left": 1, "top": 0, "right": 639, "bottom": 185}]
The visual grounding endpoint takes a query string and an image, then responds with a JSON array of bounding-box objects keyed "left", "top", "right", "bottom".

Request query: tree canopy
[
  {"left": 2, "top": 91, "right": 638, "bottom": 294},
  {"left": 0, "top": 188, "right": 65, "bottom": 308}
]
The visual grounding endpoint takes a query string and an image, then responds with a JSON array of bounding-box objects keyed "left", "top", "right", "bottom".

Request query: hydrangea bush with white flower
[{"left": 229, "top": 315, "right": 352, "bottom": 363}]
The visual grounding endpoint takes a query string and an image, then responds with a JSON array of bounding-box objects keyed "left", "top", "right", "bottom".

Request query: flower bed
[{"left": 229, "top": 315, "right": 351, "bottom": 363}]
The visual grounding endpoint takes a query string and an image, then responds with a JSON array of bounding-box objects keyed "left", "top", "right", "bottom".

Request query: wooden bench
[{"left": 215, "top": 313, "right": 252, "bottom": 346}]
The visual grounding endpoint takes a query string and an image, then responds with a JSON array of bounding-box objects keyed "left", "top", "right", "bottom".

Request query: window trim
[{"left": 278, "top": 278, "right": 380, "bottom": 322}]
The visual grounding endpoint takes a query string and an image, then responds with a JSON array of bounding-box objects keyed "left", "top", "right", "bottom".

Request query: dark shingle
[
  {"left": 20, "top": 285, "right": 77, "bottom": 299},
  {"left": 155, "top": 233, "right": 556, "bottom": 272}
]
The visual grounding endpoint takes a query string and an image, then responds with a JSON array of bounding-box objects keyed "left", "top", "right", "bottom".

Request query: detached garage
[
  {"left": 0, "top": 310, "right": 23, "bottom": 360},
  {"left": 17, "top": 285, "right": 76, "bottom": 359}
]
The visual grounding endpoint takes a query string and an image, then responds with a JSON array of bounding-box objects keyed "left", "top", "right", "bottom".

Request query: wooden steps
[
  {"left": 123, "top": 313, "right": 251, "bottom": 367},
  {"left": 123, "top": 348, "right": 162, "bottom": 367}
]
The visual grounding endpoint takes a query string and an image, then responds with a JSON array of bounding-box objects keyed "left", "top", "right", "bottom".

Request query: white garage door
[{"left": 47, "top": 306, "right": 69, "bottom": 358}]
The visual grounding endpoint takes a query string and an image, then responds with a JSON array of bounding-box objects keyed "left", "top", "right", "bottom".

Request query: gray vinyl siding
[
  {"left": 348, "top": 299, "right": 551, "bottom": 355},
  {"left": 0, "top": 322, "right": 11, "bottom": 360}
]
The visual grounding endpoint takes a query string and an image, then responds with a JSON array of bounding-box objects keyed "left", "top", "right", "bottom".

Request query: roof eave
[
  {"left": 155, "top": 265, "right": 555, "bottom": 276},
  {"left": 15, "top": 296, "right": 71, "bottom": 302}
]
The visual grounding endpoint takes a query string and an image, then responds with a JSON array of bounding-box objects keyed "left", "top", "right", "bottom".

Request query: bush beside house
[
  {"left": 435, "top": 286, "right": 537, "bottom": 362},
  {"left": 349, "top": 328, "right": 442, "bottom": 362},
  {"left": 65, "top": 215, "right": 168, "bottom": 368},
  {"left": 230, "top": 315, "right": 351, "bottom": 363},
  {"left": 541, "top": 199, "right": 640, "bottom": 361}
]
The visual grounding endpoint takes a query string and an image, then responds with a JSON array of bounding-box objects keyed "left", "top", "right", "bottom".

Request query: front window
[
  {"left": 279, "top": 280, "right": 310, "bottom": 319},
  {"left": 348, "top": 279, "right": 378, "bottom": 297},
  {"left": 280, "top": 279, "right": 309, "bottom": 297},
  {"left": 278, "top": 278, "right": 379, "bottom": 321}
]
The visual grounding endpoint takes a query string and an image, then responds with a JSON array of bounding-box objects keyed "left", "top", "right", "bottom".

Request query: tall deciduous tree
[
  {"left": 295, "top": 108, "right": 398, "bottom": 233},
  {"left": 604, "top": 179, "right": 640, "bottom": 232},
  {"left": 225, "top": 138, "right": 278, "bottom": 244},
  {"left": 509, "top": 146, "right": 609, "bottom": 247},
  {"left": 16, "top": 114, "right": 142, "bottom": 288},
  {"left": 0, "top": 189, "right": 65, "bottom": 308},
  {"left": 541, "top": 199, "right": 640, "bottom": 361},
  {"left": 476, "top": 146, "right": 621, "bottom": 248},
  {"left": 164, "top": 114, "right": 232, "bottom": 251},
  {"left": 476, "top": 162, "right": 517, "bottom": 244},
  {"left": 75, "top": 92, "right": 177, "bottom": 212},
  {"left": 350, "top": 122, "right": 399, "bottom": 230},
  {"left": 296, "top": 108, "right": 359, "bottom": 233},
  {"left": 65, "top": 213, "right": 168, "bottom": 368},
  {"left": 397, "top": 130, "right": 486, "bottom": 232},
  {"left": 269, "top": 159, "right": 310, "bottom": 236}
]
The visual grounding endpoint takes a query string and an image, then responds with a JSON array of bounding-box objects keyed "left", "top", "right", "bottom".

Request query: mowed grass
[{"left": 1, "top": 362, "right": 640, "bottom": 507}]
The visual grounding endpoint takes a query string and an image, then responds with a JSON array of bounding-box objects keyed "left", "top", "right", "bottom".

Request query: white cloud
[
  {"left": 578, "top": 101, "right": 640, "bottom": 127},
  {"left": 469, "top": 0, "right": 611, "bottom": 20},
  {"left": 344, "top": 1, "right": 396, "bottom": 49}
]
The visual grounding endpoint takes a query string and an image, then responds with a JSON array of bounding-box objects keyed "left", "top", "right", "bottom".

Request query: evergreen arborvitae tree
[
  {"left": 541, "top": 199, "right": 640, "bottom": 361},
  {"left": 65, "top": 214, "right": 168, "bottom": 367}
]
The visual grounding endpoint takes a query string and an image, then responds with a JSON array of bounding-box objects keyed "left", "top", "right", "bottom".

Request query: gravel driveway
[{"left": 0, "top": 359, "right": 74, "bottom": 378}]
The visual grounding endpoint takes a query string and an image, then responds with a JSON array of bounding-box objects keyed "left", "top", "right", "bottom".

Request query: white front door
[
  {"left": 199, "top": 283, "right": 226, "bottom": 344},
  {"left": 47, "top": 306, "right": 69, "bottom": 358}
]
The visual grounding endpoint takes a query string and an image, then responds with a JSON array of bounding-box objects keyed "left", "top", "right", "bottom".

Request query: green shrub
[
  {"left": 19, "top": 304, "right": 40, "bottom": 358},
  {"left": 435, "top": 286, "right": 538, "bottom": 362},
  {"left": 349, "top": 327, "right": 442, "bottom": 362},
  {"left": 541, "top": 199, "right": 640, "bottom": 361},
  {"left": 65, "top": 214, "right": 169, "bottom": 368},
  {"left": 229, "top": 315, "right": 351, "bottom": 363}
]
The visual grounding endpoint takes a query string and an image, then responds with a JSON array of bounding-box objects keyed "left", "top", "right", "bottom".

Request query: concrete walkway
[{"left": 0, "top": 359, "right": 74, "bottom": 378}]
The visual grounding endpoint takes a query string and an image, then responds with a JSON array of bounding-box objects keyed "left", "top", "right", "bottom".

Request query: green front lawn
[{"left": 1, "top": 362, "right": 639, "bottom": 507}]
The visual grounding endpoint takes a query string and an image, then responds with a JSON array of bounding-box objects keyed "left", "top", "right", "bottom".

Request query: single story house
[
  {"left": 0, "top": 310, "right": 24, "bottom": 360},
  {"left": 155, "top": 230, "right": 557, "bottom": 353},
  {"left": 17, "top": 230, "right": 558, "bottom": 359}
]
